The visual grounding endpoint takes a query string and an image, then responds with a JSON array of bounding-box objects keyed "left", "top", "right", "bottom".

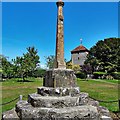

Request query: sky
[{"left": 2, "top": 2, "right": 118, "bottom": 68}]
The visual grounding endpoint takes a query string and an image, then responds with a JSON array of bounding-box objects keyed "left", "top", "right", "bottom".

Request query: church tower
[{"left": 55, "top": 0, "right": 66, "bottom": 69}]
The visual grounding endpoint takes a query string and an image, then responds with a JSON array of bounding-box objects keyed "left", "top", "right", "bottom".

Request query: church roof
[{"left": 71, "top": 45, "right": 89, "bottom": 53}]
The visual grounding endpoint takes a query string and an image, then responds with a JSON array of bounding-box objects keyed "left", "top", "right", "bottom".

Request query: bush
[
  {"left": 93, "top": 72, "right": 107, "bottom": 79},
  {"left": 111, "top": 72, "right": 120, "bottom": 80},
  {"left": 75, "top": 72, "right": 87, "bottom": 79}
]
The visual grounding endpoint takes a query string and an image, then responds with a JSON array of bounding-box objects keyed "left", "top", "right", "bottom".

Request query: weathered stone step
[
  {"left": 37, "top": 86, "right": 80, "bottom": 96},
  {"left": 16, "top": 100, "right": 100, "bottom": 120},
  {"left": 28, "top": 92, "right": 89, "bottom": 108}
]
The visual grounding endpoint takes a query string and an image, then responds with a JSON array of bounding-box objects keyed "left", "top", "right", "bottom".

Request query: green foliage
[
  {"left": 1, "top": 47, "right": 40, "bottom": 81},
  {"left": 75, "top": 72, "right": 87, "bottom": 79},
  {"left": 72, "top": 64, "right": 81, "bottom": 73},
  {"left": 66, "top": 60, "right": 81, "bottom": 73},
  {"left": 45, "top": 55, "right": 55, "bottom": 69},
  {"left": 93, "top": 72, "right": 107, "bottom": 79},
  {"left": 85, "top": 38, "right": 120, "bottom": 73},
  {"left": 12, "top": 47, "right": 40, "bottom": 81},
  {"left": 33, "top": 68, "right": 46, "bottom": 78},
  {"left": 45, "top": 55, "right": 67, "bottom": 69},
  {"left": 1, "top": 55, "right": 14, "bottom": 79},
  {"left": 93, "top": 72, "right": 107, "bottom": 75},
  {"left": 111, "top": 72, "right": 120, "bottom": 80},
  {"left": 66, "top": 60, "right": 72, "bottom": 69}
]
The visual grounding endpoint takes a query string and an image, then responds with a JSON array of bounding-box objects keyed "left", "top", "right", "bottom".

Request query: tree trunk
[{"left": 22, "top": 73, "right": 25, "bottom": 82}]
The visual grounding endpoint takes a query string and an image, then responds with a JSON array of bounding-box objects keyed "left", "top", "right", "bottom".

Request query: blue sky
[{"left": 2, "top": 2, "right": 118, "bottom": 68}]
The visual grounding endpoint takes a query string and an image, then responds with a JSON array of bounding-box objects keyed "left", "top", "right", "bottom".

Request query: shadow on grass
[
  {"left": 77, "top": 79, "right": 89, "bottom": 81},
  {"left": 17, "top": 79, "right": 34, "bottom": 82}
]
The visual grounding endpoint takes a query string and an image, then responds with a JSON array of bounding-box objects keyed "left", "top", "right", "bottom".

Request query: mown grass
[
  {"left": 1, "top": 77, "right": 43, "bottom": 117},
  {"left": 77, "top": 78, "right": 119, "bottom": 112},
  {"left": 1, "top": 77, "right": 119, "bottom": 118}
]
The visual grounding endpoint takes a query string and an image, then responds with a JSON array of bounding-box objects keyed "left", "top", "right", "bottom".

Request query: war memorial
[{"left": 2, "top": 0, "right": 112, "bottom": 119}]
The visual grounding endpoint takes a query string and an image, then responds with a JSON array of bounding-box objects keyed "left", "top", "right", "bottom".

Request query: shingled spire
[{"left": 55, "top": 0, "right": 66, "bottom": 69}]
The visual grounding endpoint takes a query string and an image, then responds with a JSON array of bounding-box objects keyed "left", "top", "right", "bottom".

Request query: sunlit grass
[
  {"left": 1, "top": 77, "right": 43, "bottom": 117},
  {"left": 1, "top": 77, "right": 119, "bottom": 118},
  {"left": 77, "top": 78, "right": 119, "bottom": 111}
]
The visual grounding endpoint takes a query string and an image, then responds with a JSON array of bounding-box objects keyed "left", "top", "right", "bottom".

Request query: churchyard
[
  {"left": 2, "top": 1, "right": 119, "bottom": 119},
  {"left": 1, "top": 77, "right": 119, "bottom": 117}
]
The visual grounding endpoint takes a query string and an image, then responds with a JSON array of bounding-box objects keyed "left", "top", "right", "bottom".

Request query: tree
[
  {"left": 13, "top": 47, "right": 40, "bottom": 81},
  {"left": 81, "top": 64, "right": 93, "bottom": 75},
  {"left": 85, "top": 38, "right": 120, "bottom": 73},
  {"left": 45, "top": 55, "right": 55, "bottom": 69},
  {"left": 1, "top": 55, "right": 14, "bottom": 79},
  {"left": 66, "top": 60, "right": 72, "bottom": 69},
  {"left": 33, "top": 68, "right": 46, "bottom": 78},
  {"left": 72, "top": 64, "right": 81, "bottom": 73},
  {"left": 66, "top": 60, "right": 81, "bottom": 73}
]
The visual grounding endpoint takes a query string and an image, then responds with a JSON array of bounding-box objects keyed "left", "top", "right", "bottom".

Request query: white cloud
[{"left": 40, "top": 64, "right": 48, "bottom": 69}]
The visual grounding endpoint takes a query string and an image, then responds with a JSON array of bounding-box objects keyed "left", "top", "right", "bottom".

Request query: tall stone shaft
[{"left": 55, "top": 0, "right": 66, "bottom": 69}]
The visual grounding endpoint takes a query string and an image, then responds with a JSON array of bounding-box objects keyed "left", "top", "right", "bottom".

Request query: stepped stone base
[
  {"left": 28, "top": 92, "right": 88, "bottom": 108},
  {"left": 2, "top": 98, "right": 112, "bottom": 120},
  {"left": 2, "top": 90, "right": 112, "bottom": 120},
  {"left": 37, "top": 86, "right": 80, "bottom": 96},
  {"left": 15, "top": 101, "right": 100, "bottom": 120},
  {"left": 2, "top": 108, "right": 19, "bottom": 120},
  {"left": 2, "top": 69, "right": 113, "bottom": 120}
]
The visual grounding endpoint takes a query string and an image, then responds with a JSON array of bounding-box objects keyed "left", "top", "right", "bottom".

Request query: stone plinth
[{"left": 43, "top": 69, "right": 76, "bottom": 87}]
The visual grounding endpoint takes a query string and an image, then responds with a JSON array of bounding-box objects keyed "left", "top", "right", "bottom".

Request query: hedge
[
  {"left": 93, "top": 72, "right": 107, "bottom": 79},
  {"left": 75, "top": 72, "right": 87, "bottom": 79},
  {"left": 110, "top": 72, "right": 120, "bottom": 80}
]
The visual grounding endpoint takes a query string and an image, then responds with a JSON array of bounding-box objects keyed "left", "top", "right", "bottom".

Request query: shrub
[
  {"left": 111, "top": 72, "right": 120, "bottom": 80},
  {"left": 75, "top": 72, "right": 87, "bottom": 79},
  {"left": 93, "top": 72, "right": 107, "bottom": 79}
]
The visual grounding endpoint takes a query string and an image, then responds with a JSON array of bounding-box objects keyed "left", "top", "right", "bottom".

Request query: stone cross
[{"left": 55, "top": 0, "right": 66, "bottom": 69}]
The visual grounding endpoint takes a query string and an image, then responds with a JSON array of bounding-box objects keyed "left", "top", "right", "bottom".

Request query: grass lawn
[
  {"left": 1, "top": 77, "right": 43, "bottom": 118},
  {"left": 77, "top": 78, "right": 119, "bottom": 112},
  {"left": 1, "top": 77, "right": 119, "bottom": 118}
]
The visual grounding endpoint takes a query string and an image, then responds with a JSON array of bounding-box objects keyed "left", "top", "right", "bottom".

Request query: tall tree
[
  {"left": 13, "top": 47, "right": 40, "bottom": 81},
  {"left": 45, "top": 55, "right": 55, "bottom": 69},
  {"left": 1, "top": 55, "right": 13, "bottom": 79},
  {"left": 45, "top": 55, "right": 67, "bottom": 69},
  {"left": 85, "top": 38, "right": 120, "bottom": 73}
]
